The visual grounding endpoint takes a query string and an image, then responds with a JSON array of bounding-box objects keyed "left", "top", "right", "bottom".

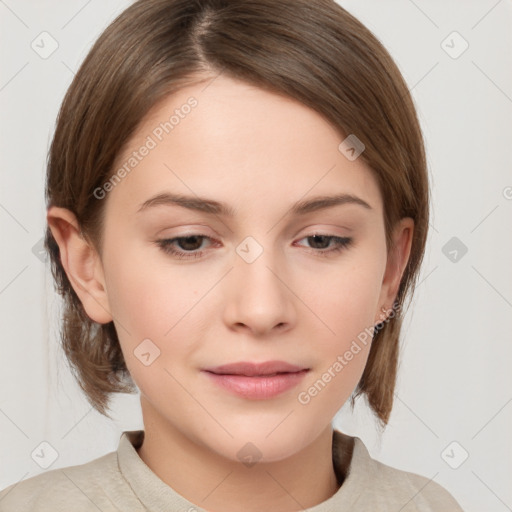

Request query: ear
[
  {"left": 47, "top": 206, "right": 113, "bottom": 324},
  {"left": 374, "top": 217, "right": 414, "bottom": 324}
]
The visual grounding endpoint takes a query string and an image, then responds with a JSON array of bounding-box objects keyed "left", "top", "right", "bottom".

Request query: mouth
[
  {"left": 203, "top": 360, "right": 309, "bottom": 377},
  {"left": 202, "top": 361, "right": 310, "bottom": 399}
]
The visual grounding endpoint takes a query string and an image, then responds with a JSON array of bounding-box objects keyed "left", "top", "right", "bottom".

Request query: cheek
[
  {"left": 297, "top": 278, "right": 378, "bottom": 421},
  {"left": 296, "top": 247, "right": 386, "bottom": 405},
  {"left": 105, "top": 269, "right": 196, "bottom": 400},
  {"left": 104, "top": 240, "right": 205, "bottom": 335},
  {"left": 101, "top": 244, "right": 207, "bottom": 380},
  {"left": 310, "top": 252, "right": 385, "bottom": 344}
]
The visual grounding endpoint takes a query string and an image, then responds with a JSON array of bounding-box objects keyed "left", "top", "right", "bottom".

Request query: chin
[{"left": 205, "top": 417, "right": 325, "bottom": 465}]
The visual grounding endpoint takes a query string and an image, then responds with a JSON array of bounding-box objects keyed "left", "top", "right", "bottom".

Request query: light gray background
[{"left": 1, "top": 1, "right": 511, "bottom": 510}]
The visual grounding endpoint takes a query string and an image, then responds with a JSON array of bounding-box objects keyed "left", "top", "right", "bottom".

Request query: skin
[{"left": 48, "top": 74, "right": 413, "bottom": 512}]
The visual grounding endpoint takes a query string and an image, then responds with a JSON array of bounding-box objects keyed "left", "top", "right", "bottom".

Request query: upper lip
[{"left": 203, "top": 361, "right": 308, "bottom": 377}]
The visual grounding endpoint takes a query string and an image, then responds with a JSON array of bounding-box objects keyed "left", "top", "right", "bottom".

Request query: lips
[
  {"left": 203, "top": 360, "right": 308, "bottom": 377},
  {"left": 202, "top": 361, "right": 310, "bottom": 399}
]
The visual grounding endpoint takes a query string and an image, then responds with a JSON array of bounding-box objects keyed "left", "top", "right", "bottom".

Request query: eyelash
[{"left": 155, "top": 234, "right": 353, "bottom": 260}]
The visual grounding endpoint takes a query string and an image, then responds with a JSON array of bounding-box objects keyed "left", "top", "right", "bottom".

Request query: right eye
[{"left": 156, "top": 235, "right": 216, "bottom": 260}]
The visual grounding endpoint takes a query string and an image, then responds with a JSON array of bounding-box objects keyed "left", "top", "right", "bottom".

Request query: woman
[{"left": 0, "top": 0, "right": 464, "bottom": 510}]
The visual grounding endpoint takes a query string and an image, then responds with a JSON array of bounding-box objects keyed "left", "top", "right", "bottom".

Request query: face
[{"left": 70, "top": 74, "right": 409, "bottom": 462}]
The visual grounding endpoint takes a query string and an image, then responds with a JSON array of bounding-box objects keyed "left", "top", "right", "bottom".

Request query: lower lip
[{"left": 203, "top": 370, "right": 309, "bottom": 400}]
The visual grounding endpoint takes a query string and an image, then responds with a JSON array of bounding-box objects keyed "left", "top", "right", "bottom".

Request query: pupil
[
  {"left": 310, "top": 235, "right": 329, "bottom": 249},
  {"left": 179, "top": 236, "right": 202, "bottom": 251}
]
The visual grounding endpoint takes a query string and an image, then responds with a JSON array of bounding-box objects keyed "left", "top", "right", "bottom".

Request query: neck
[{"left": 137, "top": 401, "right": 341, "bottom": 512}]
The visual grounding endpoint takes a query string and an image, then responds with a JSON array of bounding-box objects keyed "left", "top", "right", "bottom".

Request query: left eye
[
  {"left": 296, "top": 234, "right": 351, "bottom": 251},
  {"left": 155, "top": 234, "right": 353, "bottom": 260}
]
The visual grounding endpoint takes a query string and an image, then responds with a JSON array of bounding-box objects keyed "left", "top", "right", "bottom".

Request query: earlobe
[
  {"left": 375, "top": 217, "right": 414, "bottom": 324},
  {"left": 46, "top": 206, "right": 113, "bottom": 324}
]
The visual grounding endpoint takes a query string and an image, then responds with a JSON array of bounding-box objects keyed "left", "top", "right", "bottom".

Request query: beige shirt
[{"left": 0, "top": 429, "right": 464, "bottom": 511}]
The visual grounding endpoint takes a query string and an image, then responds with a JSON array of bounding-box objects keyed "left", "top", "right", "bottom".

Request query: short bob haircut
[{"left": 44, "top": 0, "right": 429, "bottom": 425}]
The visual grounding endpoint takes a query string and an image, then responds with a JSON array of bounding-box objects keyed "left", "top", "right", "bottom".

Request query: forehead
[{"left": 105, "top": 74, "right": 382, "bottom": 220}]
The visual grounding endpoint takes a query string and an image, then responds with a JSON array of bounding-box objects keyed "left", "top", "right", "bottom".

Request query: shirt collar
[{"left": 117, "top": 428, "right": 367, "bottom": 511}]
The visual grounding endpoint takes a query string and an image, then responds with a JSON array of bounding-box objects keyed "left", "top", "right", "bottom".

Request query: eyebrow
[{"left": 137, "top": 192, "right": 372, "bottom": 217}]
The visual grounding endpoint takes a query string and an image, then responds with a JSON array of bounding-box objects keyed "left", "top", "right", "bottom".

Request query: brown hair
[{"left": 45, "top": 0, "right": 429, "bottom": 424}]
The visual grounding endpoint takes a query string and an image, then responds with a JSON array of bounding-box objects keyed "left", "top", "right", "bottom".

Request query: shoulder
[
  {"left": 335, "top": 431, "right": 465, "bottom": 511},
  {"left": 0, "top": 449, "right": 142, "bottom": 512}
]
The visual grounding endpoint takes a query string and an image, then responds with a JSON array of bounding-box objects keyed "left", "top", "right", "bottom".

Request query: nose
[{"left": 223, "top": 242, "right": 296, "bottom": 337}]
